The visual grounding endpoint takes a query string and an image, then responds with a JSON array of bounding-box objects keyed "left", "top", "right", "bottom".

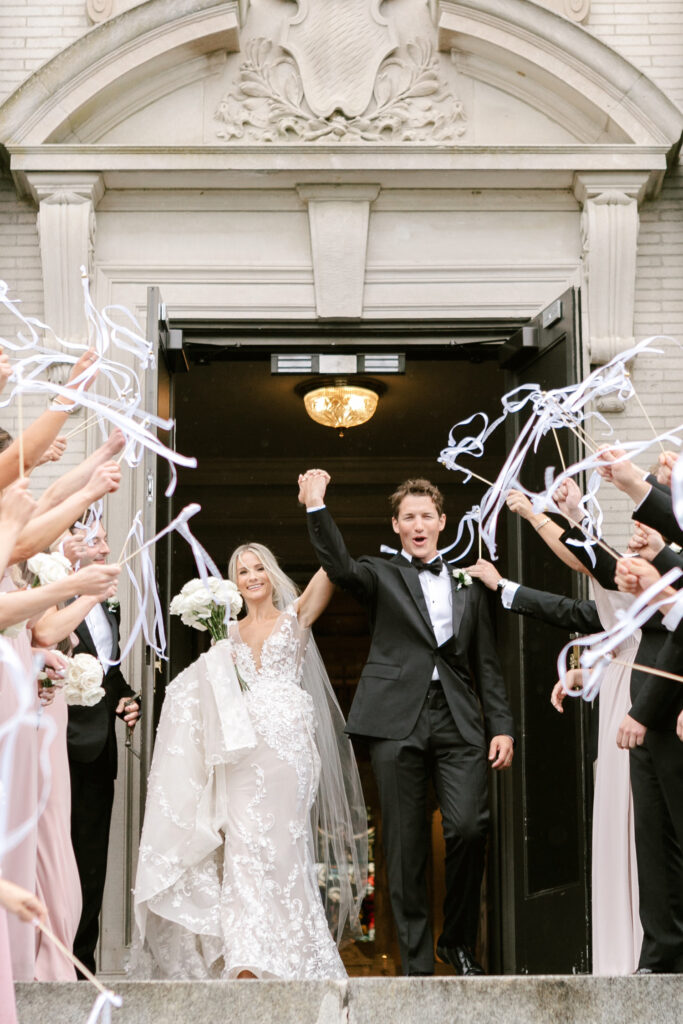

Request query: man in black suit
[
  {"left": 299, "top": 470, "right": 514, "bottom": 976},
  {"left": 65, "top": 519, "right": 139, "bottom": 975}
]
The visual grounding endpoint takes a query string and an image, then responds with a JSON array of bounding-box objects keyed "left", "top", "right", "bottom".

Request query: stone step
[{"left": 15, "top": 976, "right": 683, "bottom": 1024}]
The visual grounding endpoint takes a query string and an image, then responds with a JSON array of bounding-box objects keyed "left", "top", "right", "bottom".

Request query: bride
[{"left": 132, "top": 543, "right": 367, "bottom": 980}]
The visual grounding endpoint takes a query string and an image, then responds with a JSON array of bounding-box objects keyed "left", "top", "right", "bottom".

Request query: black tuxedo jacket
[
  {"left": 66, "top": 602, "right": 134, "bottom": 779},
  {"left": 307, "top": 508, "right": 515, "bottom": 746}
]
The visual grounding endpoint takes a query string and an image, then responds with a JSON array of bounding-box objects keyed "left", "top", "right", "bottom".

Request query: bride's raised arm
[{"left": 297, "top": 567, "right": 335, "bottom": 628}]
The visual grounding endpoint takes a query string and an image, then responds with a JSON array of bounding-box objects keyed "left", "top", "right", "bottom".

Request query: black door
[{"left": 493, "top": 288, "right": 593, "bottom": 973}]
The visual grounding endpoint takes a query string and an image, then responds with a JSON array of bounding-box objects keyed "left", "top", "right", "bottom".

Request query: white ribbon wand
[{"left": 556, "top": 567, "right": 682, "bottom": 701}]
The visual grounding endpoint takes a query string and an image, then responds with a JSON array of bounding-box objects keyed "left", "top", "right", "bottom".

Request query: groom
[{"left": 299, "top": 470, "right": 515, "bottom": 976}]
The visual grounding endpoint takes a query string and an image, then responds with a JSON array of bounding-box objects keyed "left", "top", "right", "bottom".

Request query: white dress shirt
[
  {"left": 402, "top": 551, "right": 452, "bottom": 680},
  {"left": 85, "top": 602, "right": 113, "bottom": 667},
  {"left": 500, "top": 581, "right": 520, "bottom": 608}
]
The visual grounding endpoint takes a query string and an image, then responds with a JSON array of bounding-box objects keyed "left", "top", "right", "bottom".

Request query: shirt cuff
[
  {"left": 306, "top": 505, "right": 326, "bottom": 513},
  {"left": 500, "top": 581, "right": 520, "bottom": 609},
  {"left": 632, "top": 483, "right": 653, "bottom": 512},
  {"left": 661, "top": 596, "right": 683, "bottom": 632}
]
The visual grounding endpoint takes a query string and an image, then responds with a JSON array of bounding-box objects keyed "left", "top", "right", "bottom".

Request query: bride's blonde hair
[{"left": 228, "top": 542, "right": 299, "bottom": 611}]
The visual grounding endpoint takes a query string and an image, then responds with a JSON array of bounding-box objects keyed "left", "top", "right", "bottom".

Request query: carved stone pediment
[{"left": 215, "top": 36, "right": 466, "bottom": 144}]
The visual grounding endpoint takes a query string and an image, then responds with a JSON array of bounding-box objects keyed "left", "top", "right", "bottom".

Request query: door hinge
[{"left": 146, "top": 472, "right": 154, "bottom": 503}]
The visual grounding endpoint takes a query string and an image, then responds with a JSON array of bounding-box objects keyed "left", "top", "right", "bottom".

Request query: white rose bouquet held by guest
[
  {"left": 27, "top": 551, "right": 73, "bottom": 587},
  {"left": 62, "top": 654, "right": 106, "bottom": 708}
]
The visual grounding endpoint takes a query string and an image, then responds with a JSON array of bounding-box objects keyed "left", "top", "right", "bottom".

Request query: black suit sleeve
[
  {"left": 652, "top": 545, "right": 683, "bottom": 589},
  {"left": 633, "top": 487, "right": 683, "bottom": 547},
  {"left": 560, "top": 526, "right": 618, "bottom": 590},
  {"left": 510, "top": 585, "right": 602, "bottom": 634},
  {"left": 645, "top": 474, "right": 671, "bottom": 496},
  {"left": 629, "top": 625, "right": 683, "bottom": 729},
  {"left": 469, "top": 584, "right": 516, "bottom": 740},
  {"left": 306, "top": 507, "right": 378, "bottom": 604}
]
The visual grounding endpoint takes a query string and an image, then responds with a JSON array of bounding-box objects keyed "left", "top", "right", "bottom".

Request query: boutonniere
[
  {"left": 107, "top": 597, "right": 120, "bottom": 612},
  {"left": 452, "top": 569, "right": 473, "bottom": 591}
]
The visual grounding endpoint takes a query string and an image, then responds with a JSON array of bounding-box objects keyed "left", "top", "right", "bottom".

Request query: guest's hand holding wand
[
  {"left": 596, "top": 447, "right": 650, "bottom": 504},
  {"left": 551, "top": 668, "right": 584, "bottom": 713}
]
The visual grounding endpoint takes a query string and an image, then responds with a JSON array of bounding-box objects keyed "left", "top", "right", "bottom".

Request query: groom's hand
[
  {"left": 488, "top": 734, "right": 514, "bottom": 770},
  {"left": 298, "top": 468, "right": 330, "bottom": 508}
]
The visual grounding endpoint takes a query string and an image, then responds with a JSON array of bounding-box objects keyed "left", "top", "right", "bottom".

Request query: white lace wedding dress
[{"left": 132, "top": 605, "right": 347, "bottom": 979}]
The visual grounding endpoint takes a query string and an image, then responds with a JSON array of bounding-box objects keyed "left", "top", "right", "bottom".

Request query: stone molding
[
  {"left": 27, "top": 173, "right": 105, "bottom": 371},
  {"left": 573, "top": 171, "right": 649, "bottom": 368},
  {"left": 0, "top": 0, "right": 242, "bottom": 146},
  {"left": 437, "top": 0, "right": 683, "bottom": 150},
  {"left": 0, "top": 0, "right": 680, "bottom": 159},
  {"left": 297, "top": 184, "right": 380, "bottom": 318},
  {"left": 533, "top": 0, "right": 589, "bottom": 21}
]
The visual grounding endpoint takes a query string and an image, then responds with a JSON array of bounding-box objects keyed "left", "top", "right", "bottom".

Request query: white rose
[
  {"left": 182, "top": 611, "right": 206, "bottom": 631},
  {"left": 63, "top": 653, "right": 105, "bottom": 707},
  {"left": 180, "top": 579, "right": 206, "bottom": 597},
  {"left": 27, "top": 551, "right": 72, "bottom": 585},
  {"left": 183, "top": 589, "right": 214, "bottom": 617},
  {"left": 66, "top": 684, "right": 106, "bottom": 708}
]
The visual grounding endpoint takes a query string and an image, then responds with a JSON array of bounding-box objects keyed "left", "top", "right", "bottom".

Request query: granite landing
[{"left": 14, "top": 975, "right": 683, "bottom": 1024}]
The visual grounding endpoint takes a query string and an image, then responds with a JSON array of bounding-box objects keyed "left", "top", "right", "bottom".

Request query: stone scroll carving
[
  {"left": 215, "top": 37, "right": 466, "bottom": 143},
  {"left": 531, "top": 0, "right": 590, "bottom": 21},
  {"left": 574, "top": 172, "right": 648, "bottom": 378},
  {"left": 28, "top": 173, "right": 104, "bottom": 380}
]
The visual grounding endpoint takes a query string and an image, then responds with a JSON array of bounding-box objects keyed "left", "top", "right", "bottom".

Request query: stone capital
[
  {"left": 572, "top": 171, "right": 649, "bottom": 369},
  {"left": 26, "top": 173, "right": 105, "bottom": 373},
  {"left": 297, "top": 184, "right": 380, "bottom": 319}
]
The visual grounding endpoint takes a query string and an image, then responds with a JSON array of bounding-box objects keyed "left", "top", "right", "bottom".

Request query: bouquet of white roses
[
  {"left": 170, "top": 576, "right": 243, "bottom": 643},
  {"left": 61, "top": 653, "right": 106, "bottom": 707},
  {"left": 27, "top": 551, "right": 72, "bottom": 587}
]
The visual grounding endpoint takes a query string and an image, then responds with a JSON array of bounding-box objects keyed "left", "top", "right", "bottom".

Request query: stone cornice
[
  {"left": 438, "top": 0, "right": 683, "bottom": 151},
  {"left": 6, "top": 143, "right": 671, "bottom": 199}
]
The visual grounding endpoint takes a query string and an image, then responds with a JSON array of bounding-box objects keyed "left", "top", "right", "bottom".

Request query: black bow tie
[{"left": 412, "top": 556, "right": 443, "bottom": 576}]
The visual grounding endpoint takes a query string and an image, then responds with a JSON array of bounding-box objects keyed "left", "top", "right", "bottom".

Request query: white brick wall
[
  {"left": 588, "top": 3, "right": 683, "bottom": 106},
  {"left": 0, "top": 2, "right": 91, "bottom": 105},
  {"left": 591, "top": 164, "right": 683, "bottom": 549}
]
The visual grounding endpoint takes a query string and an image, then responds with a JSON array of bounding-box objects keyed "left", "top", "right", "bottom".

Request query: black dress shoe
[{"left": 436, "top": 944, "right": 485, "bottom": 975}]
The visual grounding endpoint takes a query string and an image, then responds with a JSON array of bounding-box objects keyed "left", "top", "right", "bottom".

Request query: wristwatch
[{"left": 496, "top": 578, "right": 508, "bottom": 591}]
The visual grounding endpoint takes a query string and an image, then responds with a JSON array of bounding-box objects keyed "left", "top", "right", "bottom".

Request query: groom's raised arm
[{"left": 298, "top": 469, "right": 377, "bottom": 603}]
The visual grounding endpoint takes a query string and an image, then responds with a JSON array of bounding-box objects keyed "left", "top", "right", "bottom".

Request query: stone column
[
  {"left": 573, "top": 172, "right": 649, "bottom": 367},
  {"left": 297, "top": 184, "right": 380, "bottom": 318},
  {"left": 26, "top": 172, "right": 104, "bottom": 379}
]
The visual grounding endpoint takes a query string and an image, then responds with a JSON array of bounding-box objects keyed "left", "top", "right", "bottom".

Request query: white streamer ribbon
[
  {"left": 556, "top": 567, "right": 682, "bottom": 701},
  {"left": 85, "top": 989, "right": 123, "bottom": 1024}
]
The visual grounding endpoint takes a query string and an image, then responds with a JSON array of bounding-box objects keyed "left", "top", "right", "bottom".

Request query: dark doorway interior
[
  {"left": 151, "top": 295, "right": 592, "bottom": 977},
  {"left": 163, "top": 341, "right": 511, "bottom": 974}
]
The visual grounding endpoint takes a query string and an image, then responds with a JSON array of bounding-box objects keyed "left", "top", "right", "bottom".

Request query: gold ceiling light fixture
[{"left": 296, "top": 377, "right": 386, "bottom": 437}]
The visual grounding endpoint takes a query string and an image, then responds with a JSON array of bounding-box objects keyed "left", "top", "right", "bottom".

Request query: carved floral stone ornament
[{"left": 215, "top": 37, "right": 466, "bottom": 143}]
